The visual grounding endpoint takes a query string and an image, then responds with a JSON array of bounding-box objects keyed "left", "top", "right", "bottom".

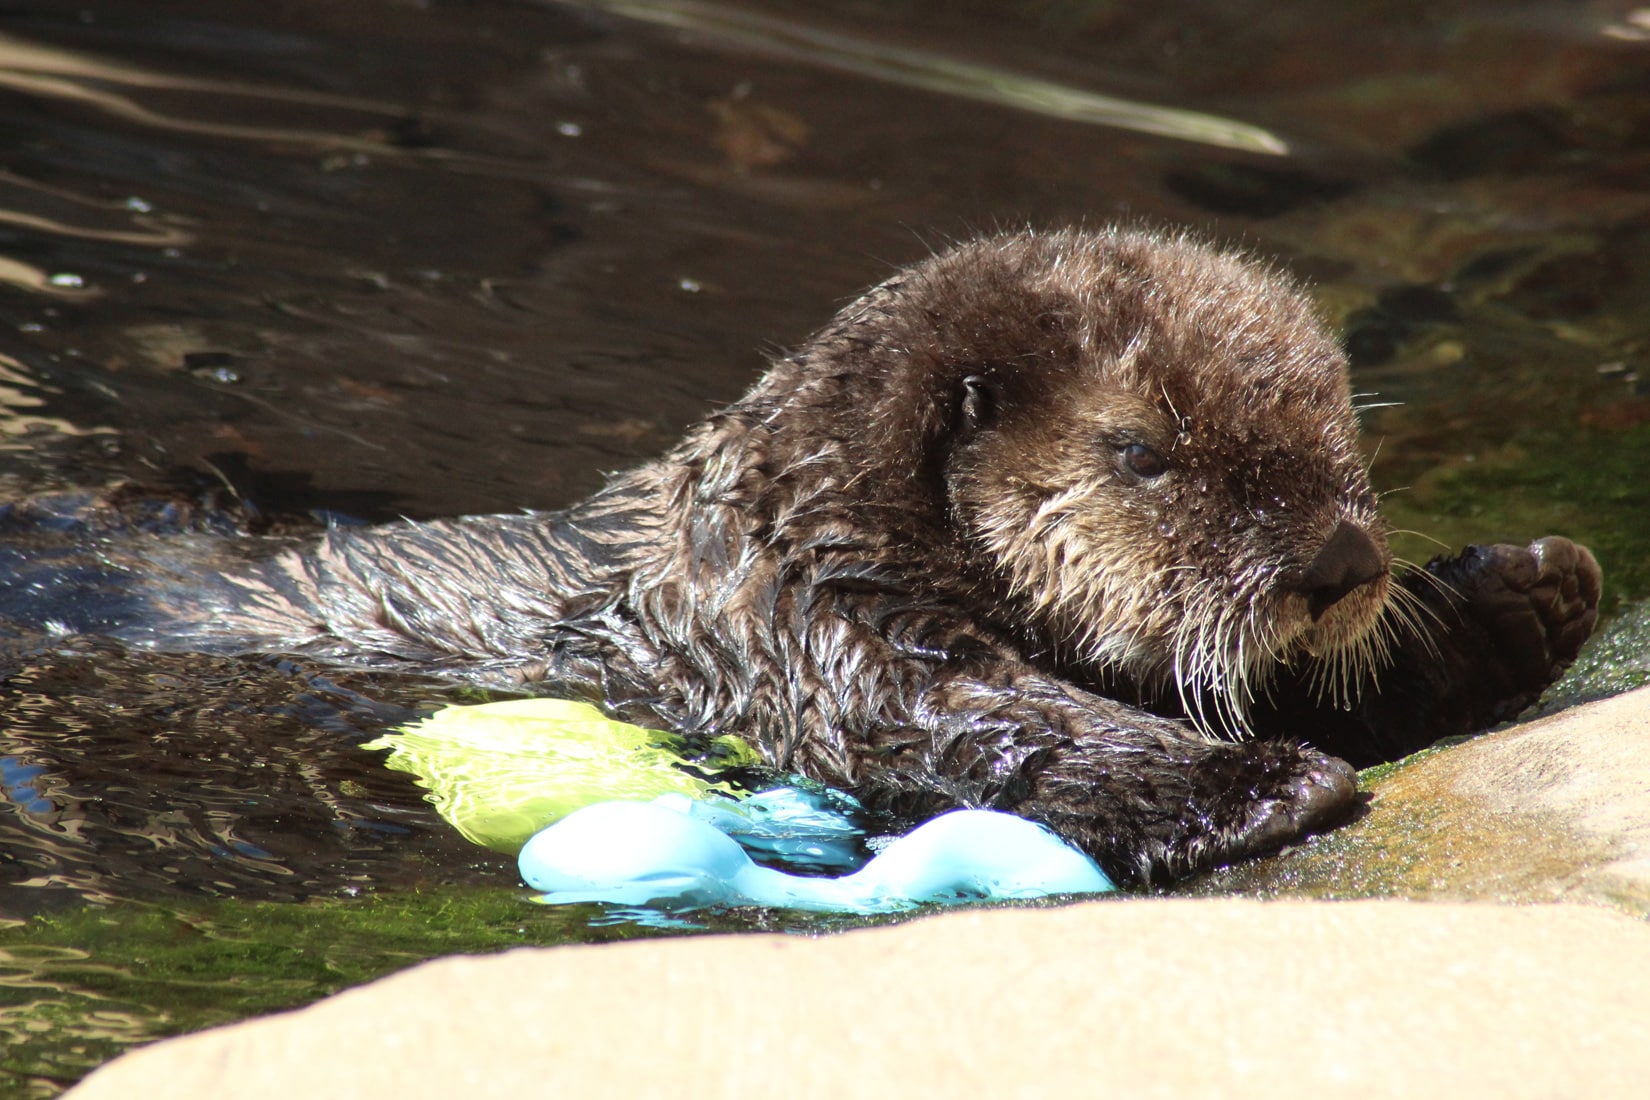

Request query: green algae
[
  {"left": 1177, "top": 746, "right": 1614, "bottom": 909},
  {"left": 0, "top": 870, "right": 954, "bottom": 1097},
  {"left": 1539, "top": 600, "right": 1650, "bottom": 711},
  {"left": 0, "top": 887, "right": 691, "bottom": 1097},
  {"left": 1377, "top": 419, "right": 1650, "bottom": 605}
]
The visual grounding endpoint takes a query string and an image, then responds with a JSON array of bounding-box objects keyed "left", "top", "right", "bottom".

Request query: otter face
[{"left": 937, "top": 234, "right": 1397, "bottom": 736}]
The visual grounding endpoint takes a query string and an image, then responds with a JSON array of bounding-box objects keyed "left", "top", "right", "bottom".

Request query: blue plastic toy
[
  {"left": 369, "top": 699, "right": 1115, "bottom": 918},
  {"left": 659, "top": 785, "right": 866, "bottom": 872},
  {"left": 518, "top": 796, "right": 1115, "bottom": 914}
]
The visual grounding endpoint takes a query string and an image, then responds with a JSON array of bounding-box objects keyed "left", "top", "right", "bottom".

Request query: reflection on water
[
  {"left": 1, "top": 0, "right": 1649, "bottom": 1091},
  {"left": 0, "top": 641, "right": 501, "bottom": 906},
  {"left": 0, "top": 29, "right": 433, "bottom": 156},
  {"left": 570, "top": 0, "right": 1292, "bottom": 152}
]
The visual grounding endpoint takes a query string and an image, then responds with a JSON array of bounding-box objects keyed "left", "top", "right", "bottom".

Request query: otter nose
[{"left": 1294, "top": 520, "right": 1387, "bottom": 620}]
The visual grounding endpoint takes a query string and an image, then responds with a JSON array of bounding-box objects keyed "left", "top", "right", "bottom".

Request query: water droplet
[
  {"left": 184, "top": 351, "right": 241, "bottom": 383},
  {"left": 678, "top": 277, "right": 703, "bottom": 293},
  {"left": 47, "top": 273, "right": 84, "bottom": 289},
  {"left": 557, "top": 121, "right": 583, "bottom": 137}
]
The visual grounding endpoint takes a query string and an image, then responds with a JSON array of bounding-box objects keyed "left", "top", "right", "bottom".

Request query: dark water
[{"left": 3, "top": 0, "right": 1650, "bottom": 1092}]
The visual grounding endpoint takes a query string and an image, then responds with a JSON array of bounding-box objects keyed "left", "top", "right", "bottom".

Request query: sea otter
[{"left": 11, "top": 228, "right": 1601, "bottom": 885}]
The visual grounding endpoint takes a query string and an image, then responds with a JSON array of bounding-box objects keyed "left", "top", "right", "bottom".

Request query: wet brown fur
[{"left": 117, "top": 228, "right": 1599, "bottom": 884}]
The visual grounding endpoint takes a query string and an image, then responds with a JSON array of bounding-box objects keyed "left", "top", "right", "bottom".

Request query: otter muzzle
[{"left": 1295, "top": 520, "right": 1388, "bottom": 621}]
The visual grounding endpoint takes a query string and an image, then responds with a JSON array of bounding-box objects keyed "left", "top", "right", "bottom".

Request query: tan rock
[
  {"left": 67, "top": 898, "right": 1650, "bottom": 1099},
  {"left": 1188, "top": 685, "right": 1650, "bottom": 914},
  {"left": 1455, "top": 687, "right": 1650, "bottom": 903}
]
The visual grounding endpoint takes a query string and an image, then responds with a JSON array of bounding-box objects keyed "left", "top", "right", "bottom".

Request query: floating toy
[
  {"left": 518, "top": 799, "right": 1114, "bottom": 912},
  {"left": 369, "top": 699, "right": 1114, "bottom": 916},
  {"left": 362, "top": 698, "right": 757, "bottom": 852},
  {"left": 657, "top": 785, "right": 865, "bottom": 872}
]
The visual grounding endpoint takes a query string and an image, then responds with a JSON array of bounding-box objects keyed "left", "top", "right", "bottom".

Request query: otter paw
[
  {"left": 1435, "top": 538, "right": 1601, "bottom": 695},
  {"left": 1211, "top": 746, "right": 1357, "bottom": 865},
  {"left": 1241, "top": 751, "right": 1357, "bottom": 852},
  {"left": 1526, "top": 537, "right": 1603, "bottom": 666}
]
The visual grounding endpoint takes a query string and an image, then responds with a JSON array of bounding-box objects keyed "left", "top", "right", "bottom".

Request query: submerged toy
[
  {"left": 660, "top": 785, "right": 865, "bottom": 872},
  {"left": 518, "top": 798, "right": 1114, "bottom": 913},
  {"left": 370, "top": 699, "right": 1114, "bottom": 916},
  {"left": 363, "top": 698, "right": 756, "bottom": 851}
]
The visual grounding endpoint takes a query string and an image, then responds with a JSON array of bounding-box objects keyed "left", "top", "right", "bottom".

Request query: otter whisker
[
  {"left": 1385, "top": 526, "right": 1452, "bottom": 551},
  {"left": 1390, "top": 555, "right": 1460, "bottom": 607},
  {"left": 1381, "top": 578, "right": 1443, "bottom": 660}
]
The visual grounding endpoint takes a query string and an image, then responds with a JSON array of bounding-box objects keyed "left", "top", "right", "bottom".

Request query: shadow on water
[{"left": 2, "top": 0, "right": 1650, "bottom": 1091}]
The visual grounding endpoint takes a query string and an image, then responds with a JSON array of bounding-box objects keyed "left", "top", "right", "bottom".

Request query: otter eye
[
  {"left": 1117, "top": 442, "right": 1166, "bottom": 481},
  {"left": 959, "top": 375, "right": 999, "bottom": 434}
]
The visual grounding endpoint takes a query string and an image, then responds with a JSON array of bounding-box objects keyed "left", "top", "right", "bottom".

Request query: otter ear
[{"left": 958, "top": 374, "right": 1000, "bottom": 436}]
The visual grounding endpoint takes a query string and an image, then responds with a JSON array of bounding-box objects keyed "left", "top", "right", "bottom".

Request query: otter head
[{"left": 914, "top": 230, "right": 1393, "bottom": 735}]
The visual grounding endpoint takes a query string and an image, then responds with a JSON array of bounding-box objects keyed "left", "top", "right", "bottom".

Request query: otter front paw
[
  {"left": 1427, "top": 537, "right": 1601, "bottom": 717},
  {"left": 1197, "top": 743, "right": 1357, "bottom": 869}
]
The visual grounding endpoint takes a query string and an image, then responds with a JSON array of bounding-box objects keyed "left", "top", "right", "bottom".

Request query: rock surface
[
  {"left": 68, "top": 688, "right": 1650, "bottom": 1099},
  {"left": 1185, "top": 684, "right": 1650, "bottom": 913}
]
